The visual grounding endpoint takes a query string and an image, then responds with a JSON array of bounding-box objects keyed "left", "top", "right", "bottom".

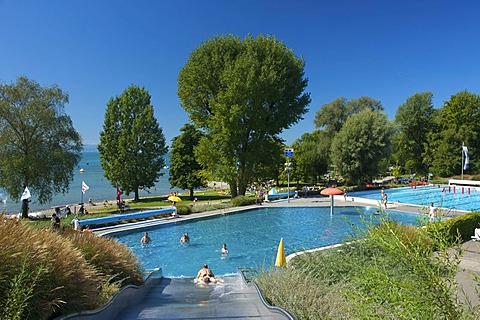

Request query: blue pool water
[
  {"left": 350, "top": 185, "right": 480, "bottom": 212},
  {"left": 112, "top": 206, "right": 420, "bottom": 277}
]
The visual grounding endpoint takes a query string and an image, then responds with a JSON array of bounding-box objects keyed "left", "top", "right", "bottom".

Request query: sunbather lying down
[{"left": 471, "top": 228, "right": 480, "bottom": 241}]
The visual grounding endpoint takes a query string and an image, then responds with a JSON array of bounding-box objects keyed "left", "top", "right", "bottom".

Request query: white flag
[
  {"left": 82, "top": 181, "right": 90, "bottom": 194},
  {"left": 463, "top": 146, "right": 469, "bottom": 171},
  {"left": 20, "top": 187, "right": 31, "bottom": 200}
]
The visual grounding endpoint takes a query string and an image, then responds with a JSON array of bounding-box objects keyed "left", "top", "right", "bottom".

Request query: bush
[
  {"left": 255, "top": 217, "right": 477, "bottom": 319},
  {"left": 176, "top": 204, "right": 192, "bottom": 215},
  {"left": 433, "top": 211, "right": 480, "bottom": 242},
  {"left": 231, "top": 195, "right": 256, "bottom": 207}
]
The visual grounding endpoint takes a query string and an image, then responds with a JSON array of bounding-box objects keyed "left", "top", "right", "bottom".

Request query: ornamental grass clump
[
  {"left": 65, "top": 230, "right": 143, "bottom": 287},
  {"left": 0, "top": 220, "right": 102, "bottom": 320},
  {"left": 0, "top": 219, "right": 144, "bottom": 320}
]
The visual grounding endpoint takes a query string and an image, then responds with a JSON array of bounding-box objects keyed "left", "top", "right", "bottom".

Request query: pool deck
[{"left": 90, "top": 195, "right": 480, "bottom": 318}]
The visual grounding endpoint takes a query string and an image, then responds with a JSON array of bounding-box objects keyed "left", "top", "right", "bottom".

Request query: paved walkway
[{"left": 90, "top": 194, "right": 480, "bottom": 318}]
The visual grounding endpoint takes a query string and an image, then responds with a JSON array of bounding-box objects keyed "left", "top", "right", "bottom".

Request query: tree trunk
[
  {"left": 21, "top": 199, "right": 29, "bottom": 219},
  {"left": 238, "top": 184, "right": 247, "bottom": 196},
  {"left": 189, "top": 188, "right": 194, "bottom": 200},
  {"left": 134, "top": 188, "right": 139, "bottom": 201},
  {"left": 230, "top": 180, "right": 238, "bottom": 198}
]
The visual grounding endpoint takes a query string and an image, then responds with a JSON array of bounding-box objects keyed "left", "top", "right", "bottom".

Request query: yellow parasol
[
  {"left": 275, "top": 238, "right": 287, "bottom": 267},
  {"left": 168, "top": 196, "right": 182, "bottom": 203}
]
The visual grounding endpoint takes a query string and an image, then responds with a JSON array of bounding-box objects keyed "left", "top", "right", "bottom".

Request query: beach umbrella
[
  {"left": 275, "top": 238, "right": 287, "bottom": 267},
  {"left": 320, "top": 187, "right": 343, "bottom": 215},
  {"left": 168, "top": 196, "right": 182, "bottom": 203}
]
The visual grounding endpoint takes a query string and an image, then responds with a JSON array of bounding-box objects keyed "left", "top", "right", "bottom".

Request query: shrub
[
  {"left": 231, "top": 195, "right": 255, "bottom": 207},
  {"left": 255, "top": 218, "right": 476, "bottom": 319},
  {"left": 434, "top": 211, "right": 480, "bottom": 242},
  {"left": 176, "top": 204, "right": 192, "bottom": 215}
]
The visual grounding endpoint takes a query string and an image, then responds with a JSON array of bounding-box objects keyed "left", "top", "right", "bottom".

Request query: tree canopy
[
  {"left": 330, "top": 109, "right": 392, "bottom": 185},
  {"left": 427, "top": 91, "right": 480, "bottom": 176},
  {"left": 393, "top": 92, "right": 435, "bottom": 175},
  {"left": 0, "top": 76, "right": 82, "bottom": 217},
  {"left": 314, "top": 96, "right": 383, "bottom": 134},
  {"left": 98, "top": 85, "right": 168, "bottom": 201},
  {"left": 169, "top": 124, "right": 206, "bottom": 199},
  {"left": 178, "top": 34, "right": 310, "bottom": 196}
]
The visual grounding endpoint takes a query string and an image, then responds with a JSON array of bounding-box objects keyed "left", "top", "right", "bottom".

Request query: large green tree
[
  {"left": 178, "top": 35, "right": 310, "bottom": 197},
  {"left": 393, "top": 92, "right": 435, "bottom": 175},
  {"left": 98, "top": 85, "right": 167, "bottom": 201},
  {"left": 169, "top": 124, "right": 206, "bottom": 200},
  {"left": 291, "top": 130, "right": 330, "bottom": 184},
  {"left": 330, "top": 109, "right": 392, "bottom": 185},
  {"left": 427, "top": 91, "right": 480, "bottom": 176},
  {"left": 0, "top": 76, "right": 82, "bottom": 217},
  {"left": 314, "top": 96, "right": 383, "bottom": 134}
]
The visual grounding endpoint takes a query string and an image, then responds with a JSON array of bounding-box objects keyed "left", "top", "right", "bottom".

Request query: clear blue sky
[{"left": 1, "top": 1, "right": 479, "bottom": 146}]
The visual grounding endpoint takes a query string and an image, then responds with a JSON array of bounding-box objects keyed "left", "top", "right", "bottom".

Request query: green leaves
[
  {"left": 98, "top": 85, "right": 167, "bottom": 200},
  {"left": 178, "top": 35, "right": 310, "bottom": 195},
  {"left": 0, "top": 76, "right": 82, "bottom": 212}
]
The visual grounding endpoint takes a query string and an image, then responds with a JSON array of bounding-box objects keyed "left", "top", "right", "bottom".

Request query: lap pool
[
  {"left": 111, "top": 206, "right": 420, "bottom": 278},
  {"left": 350, "top": 185, "right": 480, "bottom": 211}
]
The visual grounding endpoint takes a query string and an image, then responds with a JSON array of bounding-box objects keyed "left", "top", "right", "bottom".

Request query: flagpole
[{"left": 461, "top": 142, "right": 464, "bottom": 180}]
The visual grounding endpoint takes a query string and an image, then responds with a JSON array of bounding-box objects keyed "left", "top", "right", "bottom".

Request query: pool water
[
  {"left": 112, "top": 206, "right": 420, "bottom": 277},
  {"left": 350, "top": 185, "right": 480, "bottom": 211}
]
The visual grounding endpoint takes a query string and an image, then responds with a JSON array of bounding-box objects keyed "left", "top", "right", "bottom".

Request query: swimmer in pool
[
  {"left": 180, "top": 232, "right": 190, "bottom": 243},
  {"left": 221, "top": 243, "right": 228, "bottom": 254},
  {"left": 141, "top": 232, "right": 151, "bottom": 244},
  {"left": 196, "top": 264, "right": 223, "bottom": 284}
]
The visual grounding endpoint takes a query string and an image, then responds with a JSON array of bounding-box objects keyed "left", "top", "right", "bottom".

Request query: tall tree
[
  {"left": 178, "top": 34, "right": 310, "bottom": 197},
  {"left": 291, "top": 130, "right": 330, "bottom": 184},
  {"left": 314, "top": 96, "right": 383, "bottom": 134},
  {"left": 0, "top": 76, "right": 82, "bottom": 217},
  {"left": 330, "top": 109, "right": 392, "bottom": 185},
  {"left": 98, "top": 85, "right": 167, "bottom": 201},
  {"left": 393, "top": 92, "right": 435, "bottom": 175},
  {"left": 169, "top": 124, "right": 206, "bottom": 199},
  {"left": 427, "top": 91, "right": 480, "bottom": 176}
]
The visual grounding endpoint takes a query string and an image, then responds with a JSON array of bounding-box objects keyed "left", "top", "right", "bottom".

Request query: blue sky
[{"left": 1, "top": 1, "right": 479, "bottom": 147}]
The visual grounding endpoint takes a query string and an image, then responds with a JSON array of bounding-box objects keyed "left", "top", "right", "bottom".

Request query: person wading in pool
[{"left": 180, "top": 232, "right": 190, "bottom": 243}]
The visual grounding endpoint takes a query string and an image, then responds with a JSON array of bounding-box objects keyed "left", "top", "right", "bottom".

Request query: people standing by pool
[
  {"left": 222, "top": 243, "right": 228, "bottom": 255},
  {"left": 180, "top": 232, "right": 190, "bottom": 243},
  {"left": 343, "top": 187, "right": 347, "bottom": 201},
  {"left": 382, "top": 192, "right": 388, "bottom": 209},
  {"left": 71, "top": 215, "right": 80, "bottom": 231},
  {"left": 172, "top": 202, "right": 178, "bottom": 218},
  {"left": 429, "top": 202, "right": 438, "bottom": 222},
  {"left": 51, "top": 213, "right": 61, "bottom": 232},
  {"left": 141, "top": 231, "right": 151, "bottom": 244}
]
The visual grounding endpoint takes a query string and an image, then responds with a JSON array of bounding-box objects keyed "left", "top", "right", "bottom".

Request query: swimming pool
[
  {"left": 350, "top": 185, "right": 480, "bottom": 211},
  {"left": 111, "top": 206, "right": 420, "bottom": 277}
]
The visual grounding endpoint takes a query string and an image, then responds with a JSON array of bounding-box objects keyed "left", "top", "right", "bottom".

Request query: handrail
[
  {"left": 237, "top": 267, "right": 296, "bottom": 320},
  {"left": 56, "top": 268, "right": 163, "bottom": 320}
]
